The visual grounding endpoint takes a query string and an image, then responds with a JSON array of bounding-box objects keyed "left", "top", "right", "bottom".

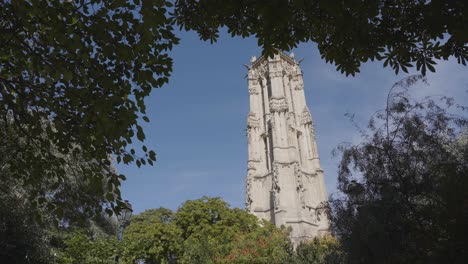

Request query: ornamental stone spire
[{"left": 245, "top": 51, "right": 329, "bottom": 244}]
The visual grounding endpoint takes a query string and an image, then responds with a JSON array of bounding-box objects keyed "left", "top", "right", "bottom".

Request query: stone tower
[{"left": 245, "top": 51, "right": 329, "bottom": 244}]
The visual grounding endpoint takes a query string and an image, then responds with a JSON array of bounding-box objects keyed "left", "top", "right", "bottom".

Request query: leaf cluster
[
  {"left": 0, "top": 0, "right": 177, "bottom": 218},
  {"left": 0, "top": 176, "right": 119, "bottom": 264},
  {"left": 0, "top": 191, "right": 52, "bottom": 264},
  {"left": 293, "top": 236, "right": 346, "bottom": 264},
  {"left": 175, "top": 0, "right": 468, "bottom": 75},
  {"left": 56, "top": 231, "right": 121, "bottom": 264}
]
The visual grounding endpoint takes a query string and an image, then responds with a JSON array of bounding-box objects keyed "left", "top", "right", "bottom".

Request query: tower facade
[{"left": 245, "top": 51, "right": 329, "bottom": 244}]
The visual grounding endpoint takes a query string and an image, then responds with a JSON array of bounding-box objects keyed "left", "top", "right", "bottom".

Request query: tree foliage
[
  {"left": 1, "top": 0, "right": 177, "bottom": 218},
  {"left": 0, "top": 184, "right": 119, "bottom": 264},
  {"left": 53, "top": 197, "right": 348, "bottom": 263},
  {"left": 1, "top": 115, "right": 120, "bottom": 263},
  {"left": 122, "top": 208, "right": 183, "bottom": 264},
  {"left": 220, "top": 223, "right": 293, "bottom": 264},
  {"left": 329, "top": 76, "right": 468, "bottom": 263},
  {"left": 120, "top": 197, "right": 293, "bottom": 264},
  {"left": 175, "top": 0, "right": 468, "bottom": 75},
  {"left": 0, "top": 192, "right": 52, "bottom": 264},
  {"left": 293, "top": 236, "right": 345, "bottom": 264},
  {"left": 56, "top": 231, "right": 120, "bottom": 264},
  {"left": 0, "top": 115, "right": 123, "bottom": 225}
]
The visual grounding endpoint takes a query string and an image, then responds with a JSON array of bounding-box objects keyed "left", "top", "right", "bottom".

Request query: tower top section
[
  {"left": 245, "top": 51, "right": 304, "bottom": 86},
  {"left": 249, "top": 51, "right": 299, "bottom": 69}
]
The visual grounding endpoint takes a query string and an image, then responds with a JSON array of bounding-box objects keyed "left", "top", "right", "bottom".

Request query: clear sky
[{"left": 118, "top": 30, "right": 467, "bottom": 214}]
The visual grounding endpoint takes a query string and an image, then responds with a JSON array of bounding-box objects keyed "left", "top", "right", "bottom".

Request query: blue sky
[{"left": 118, "top": 30, "right": 467, "bottom": 214}]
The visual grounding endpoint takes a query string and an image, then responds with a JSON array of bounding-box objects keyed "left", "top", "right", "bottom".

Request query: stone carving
[
  {"left": 272, "top": 162, "right": 280, "bottom": 210},
  {"left": 269, "top": 71, "right": 284, "bottom": 78},
  {"left": 287, "top": 112, "right": 296, "bottom": 126},
  {"left": 257, "top": 66, "right": 267, "bottom": 77},
  {"left": 268, "top": 53, "right": 281, "bottom": 62},
  {"left": 272, "top": 163, "right": 280, "bottom": 191},
  {"left": 293, "top": 162, "right": 306, "bottom": 208},
  {"left": 264, "top": 112, "right": 271, "bottom": 122},
  {"left": 271, "top": 62, "right": 278, "bottom": 70},
  {"left": 248, "top": 68, "right": 258, "bottom": 79},
  {"left": 300, "top": 108, "right": 313, "bottom": 125},
  {"left": 245, "top": 176, "right": 253, "bottom": 210},
  {"left": 247, "top": 112, "right": 260, "bottom": 128},
  {"left": 287, "top": 113, "right": 296, "bottom": 145},
  {"left": 295, "top": 78, "right": 304, "bottom": 90},
  {"left": 302, "top": 170, "right": 317, "bottom": 178},
  {"left": 249, "top": 78, "right": 259, "bottom": 86},
  {"left": 247, "top": 160, "right": 256, "bottom": 170},
  {"left": 269, "top": 117, "right": 275, "bottom": 129},
  {"left": 293, "top": 65, "right": 302, "bottom": 75},
  {"left": 310, "top": 125, "right": 316, "bottom": 138},
  {"left": 282, "top": 60, "right": 295, "bottom": 74},
  {"left": 273, "top": 191, "right": 280, "bottom": 211},
  {"left": 248, "top": 87, "right": 258, "bottom": 95},
  {"left": 294, "top": 162, "right": 303, "bottom": 191},
  {"left": 270, "top": 97, "right": 288, "bottom": 113}
]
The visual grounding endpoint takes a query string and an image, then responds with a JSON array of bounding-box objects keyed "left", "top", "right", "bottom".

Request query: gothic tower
[{"left": 245, "top": 51, "right": 329, "bottom": 244}]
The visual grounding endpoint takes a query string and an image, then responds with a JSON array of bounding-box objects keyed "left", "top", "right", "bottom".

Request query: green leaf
[
  {"left": 136, "top": 125, "right": 145, "bottom": 141},
  {"left": 106, "top": 193, "right": 115, "bottom": 202},
  {"left": 427, "top": 62, "right": 436, "bottom": 73},
  {"left": 149, "top": 150, "right": 156, "bottom": 161},
  {"left": 64, "top": 71, "right": 73, "bottom": 81}
]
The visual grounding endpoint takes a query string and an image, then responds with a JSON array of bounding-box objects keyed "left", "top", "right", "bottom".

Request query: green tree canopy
[
  {"left": 122, "top": 208, "right": 183, "bottom": 264},
  {"left": 293, "top": 236, "right": 345, "bottom": 264},
  {"left": 220, "top": 223, "right": 293, "bottom": 264},
  {"left": 0, "top": 187, "right": 119, "bottom": 264},
  {"left": 329, "top": 76, "right": 468, "bottom": 263},
  {"left": 1, "top": 0, "right": 176, "bottom": 218},
  {"left": 119, "top": 197, "right": 294, "bottom": 264},
  {"left": 56, "top": 231, "right": 120, "bottom": 264},
  {"left": 175, "top": 0, "right": 468, "bottom": 75},
  {"left": 0, "top": 192, "right": 51, "bottom": 264},
  {"left": 55, "top": 197, "right": 348, "bottom": 263},
  {"left": 1, "top": 114, "right": 120, "bottom": 263}
]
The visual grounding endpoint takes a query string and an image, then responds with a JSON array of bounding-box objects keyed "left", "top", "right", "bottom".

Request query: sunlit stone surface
[{"left": 245, "top": 51, "right": 329, "bottom": 245}]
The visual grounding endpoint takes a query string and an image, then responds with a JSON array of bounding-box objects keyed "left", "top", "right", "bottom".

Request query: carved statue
[
  {"left": 245, "top": 176, "right": 253, "bottom": 210},
  {"left": 272, "top": 163, "right": 280, "bottom": 210}
]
